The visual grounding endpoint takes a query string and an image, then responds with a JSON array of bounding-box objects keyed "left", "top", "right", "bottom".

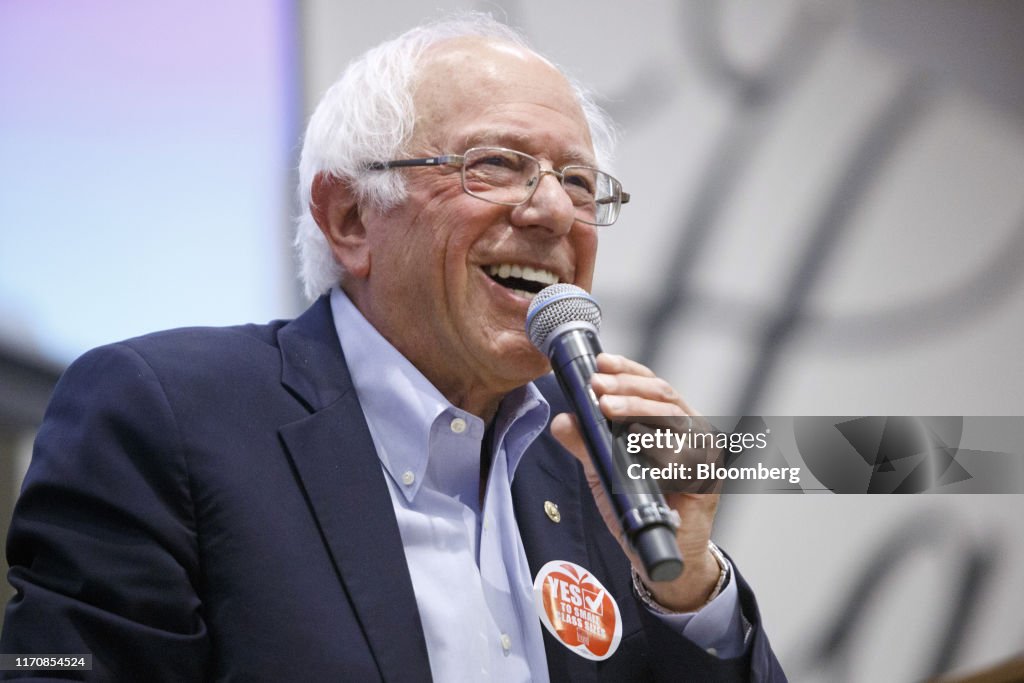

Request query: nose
[{"left": 509, "top": 169, "right": 577, "bottom": 236}]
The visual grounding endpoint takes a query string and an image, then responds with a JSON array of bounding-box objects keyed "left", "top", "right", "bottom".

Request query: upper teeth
[{"left": 486, "top": 264, "right": 559, "bottom": 285}]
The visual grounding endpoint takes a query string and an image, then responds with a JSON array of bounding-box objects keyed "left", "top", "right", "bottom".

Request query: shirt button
[
  {"left": 450, "top": 417, "right": 467, "bottom": 434},
  {"left": 402, "top": 470, "right": 415, "bottom": 486},
  {"left": 500, "top": 633, "right": 512, "bottom": 653}
]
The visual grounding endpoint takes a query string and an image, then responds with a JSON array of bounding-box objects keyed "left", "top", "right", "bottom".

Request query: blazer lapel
[
  {"left": 276, "top": 298, "right": 431, "bottom": 683},
  {"left": 513, "top": 427, "right": 597, "bottom": 682}
]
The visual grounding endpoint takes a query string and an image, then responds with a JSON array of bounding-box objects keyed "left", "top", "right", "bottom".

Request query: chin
[{"left": 507, "top": 347, "right": 553, "bottom": 385}]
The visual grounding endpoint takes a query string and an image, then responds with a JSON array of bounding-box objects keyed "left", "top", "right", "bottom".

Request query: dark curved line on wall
[
  {"left": 927, "top": 545, "right": 997, "bottom": 678},
  {"left": 795, "top": 511, "right": 997, "bottom": 681},
  {"left": 603, "top": 213, "right": 1024, "bottom": 355},
  {"left": 733, "top": 74, "right": 935, "bottom": 416},
  {"left": 633, "top": 110, "right": 765, "bottom": 367},
  {"left": 799, "top": 216, "right": 1024, "bottom": 352},
  {"left": 635, "top": 0, "right": 839, "bottom": 370},
  {"left": 681, "top": 0, "right": 838, "bottom": 103}
]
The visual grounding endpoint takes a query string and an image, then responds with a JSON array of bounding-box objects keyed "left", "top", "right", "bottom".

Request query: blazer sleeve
[
  {"left": 632, "top": 562, "right": 788, "bottom": 682},
  {"left": 1, "top": 343, "right": 210, "bottom": 682}
]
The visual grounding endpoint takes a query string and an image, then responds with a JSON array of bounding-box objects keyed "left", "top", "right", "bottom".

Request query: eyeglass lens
[{"left": 461, "top": 148, "right": 620, "bottom": 225}]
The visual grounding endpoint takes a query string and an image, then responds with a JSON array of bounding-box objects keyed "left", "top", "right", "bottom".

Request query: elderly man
[{"left": 1, "top": 15, "right": 784, "bottom": 682}]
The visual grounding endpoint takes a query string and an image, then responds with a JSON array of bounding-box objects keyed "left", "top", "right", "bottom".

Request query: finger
[
  {"left": 595, "top": 353, "right": 656, "bottom": 378},
  {"left": 599, "top": 394, "right": 689, "bottom": 421},
  {"left": 551, "top": 413, "right": 626, "bottom": 537},
  {"left": 591, "top": 373, "right": 694, "bottom": 413},
  {"left": 550, "top": 412, "right": 585, "bottom": 460},
  {"left": 555, "top": 408, "right": 721, "bottom": 596},
  {"left": 552, "top": 414, "right": 602, "bottom": 488}
]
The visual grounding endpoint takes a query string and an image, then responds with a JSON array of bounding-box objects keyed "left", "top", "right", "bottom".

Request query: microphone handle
[{"left": 548, "top": 328, "right": 684, "bottom": 583}]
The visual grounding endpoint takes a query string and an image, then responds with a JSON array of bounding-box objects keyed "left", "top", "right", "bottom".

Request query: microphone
[{"left": 527, "top": 284, "right": 683, "bottom": 582}]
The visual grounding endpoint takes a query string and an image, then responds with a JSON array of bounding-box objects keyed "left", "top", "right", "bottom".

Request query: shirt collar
[{"left": 329, "top": 287, "right": 549, "bottom": 502}]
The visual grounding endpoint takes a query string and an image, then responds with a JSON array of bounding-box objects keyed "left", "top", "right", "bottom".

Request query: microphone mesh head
[{"left": 526, "top": 284, "right": 601, "bottom": 351}]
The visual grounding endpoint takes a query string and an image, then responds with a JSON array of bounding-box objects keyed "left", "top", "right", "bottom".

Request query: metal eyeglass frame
[{"left": 365, "top": 146, "right": 630, "bottom": 227}]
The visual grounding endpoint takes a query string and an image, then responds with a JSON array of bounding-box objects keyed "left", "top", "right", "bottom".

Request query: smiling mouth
[{"left": 484, "top": 264, "right": 560, "bottom": 300}]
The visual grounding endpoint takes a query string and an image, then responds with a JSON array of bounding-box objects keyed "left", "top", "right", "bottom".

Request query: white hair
[{"left": 294, "top": 12, "right": 619, "bottom": 300}]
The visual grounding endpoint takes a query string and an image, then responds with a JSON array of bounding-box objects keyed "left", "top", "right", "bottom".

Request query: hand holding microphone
[{"left": 528, "top": 284, "right": 723, "bottom": 607}]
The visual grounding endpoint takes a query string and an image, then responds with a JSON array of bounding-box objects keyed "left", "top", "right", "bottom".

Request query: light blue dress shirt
[{"left": 330, "top": 288, "right": 744, "bottom": 681}]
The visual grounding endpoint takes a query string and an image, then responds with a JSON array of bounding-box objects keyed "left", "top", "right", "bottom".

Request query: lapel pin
[{"left": 544, "top": 500, "right": 561, "bottom": 523}]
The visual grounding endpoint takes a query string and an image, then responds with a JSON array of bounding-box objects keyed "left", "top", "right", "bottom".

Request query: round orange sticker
[{"left": 533, "top": 560, "right": 622, "bottom": 661}]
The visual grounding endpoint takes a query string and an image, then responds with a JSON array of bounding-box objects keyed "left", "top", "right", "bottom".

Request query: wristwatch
[{"left": 632, "top": 540, "right": 729, "bottom": 614}]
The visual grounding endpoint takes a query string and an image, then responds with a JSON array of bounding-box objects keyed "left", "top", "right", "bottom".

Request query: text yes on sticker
[{"left": 533, "top": 560, "right": 622, "bottom": 661}]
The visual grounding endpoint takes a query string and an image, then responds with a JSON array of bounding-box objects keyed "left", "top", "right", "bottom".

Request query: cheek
[
  {"left": 366, "top": 228, "right": 416, "bottom": 279},
  {"left": 573, "top": 227, "right": 600, "bottom": 289},
  {"left": 439, "top": 205, "right": 507, "bottom": 269},
  {"left": 377, "top": 202, "right": 458, "bottom": 275}
]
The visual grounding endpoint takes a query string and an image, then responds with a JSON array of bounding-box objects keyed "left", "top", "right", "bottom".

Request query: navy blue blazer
[{"left": 1, "top": 297, "right": 784, "bottom": 681}]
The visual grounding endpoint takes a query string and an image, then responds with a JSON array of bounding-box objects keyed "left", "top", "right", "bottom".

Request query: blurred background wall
[{"left": 1, "top": 1, "right": 1022, "bottom": 680}]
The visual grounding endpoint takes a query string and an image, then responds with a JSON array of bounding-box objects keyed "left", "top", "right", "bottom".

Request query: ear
[{"left": 310, "top": 172, "right": 370, "bottom": 279}]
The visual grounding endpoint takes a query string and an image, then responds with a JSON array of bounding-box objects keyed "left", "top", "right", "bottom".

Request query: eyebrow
[{"left": 459, "top": 131, "right": 596, "bottom": 167}]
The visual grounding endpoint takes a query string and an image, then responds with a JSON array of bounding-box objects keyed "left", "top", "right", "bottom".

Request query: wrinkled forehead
[{"left": 410, "top": 37, "right": 593, "bottom": 158}]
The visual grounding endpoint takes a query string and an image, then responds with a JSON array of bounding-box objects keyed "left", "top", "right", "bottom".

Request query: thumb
[
  {"left": 551, "top": 412, "right": 586, "bottom": 462},
  {"left": 551, "top": 412, "right": 637, "bottom": 567},
  {"left": 551, "top": 413, "right": 605, "bottom": 489}
]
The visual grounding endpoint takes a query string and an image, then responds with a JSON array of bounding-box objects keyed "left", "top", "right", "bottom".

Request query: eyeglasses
[{"left": 366, "top": 146, "right": 630, "bottom": 226}]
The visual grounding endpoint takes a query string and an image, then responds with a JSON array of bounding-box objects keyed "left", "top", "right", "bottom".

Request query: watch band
[{"left": 632, "top": 540, "right": 729, "bottom": 614}]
